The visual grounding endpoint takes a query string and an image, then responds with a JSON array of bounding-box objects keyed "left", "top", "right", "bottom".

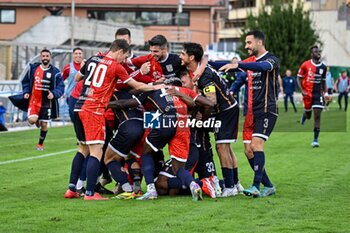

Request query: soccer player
[
  {"left": 297, "top": 45, "right": 327, "bottom": 147},
  {"left": 115, "top": 28, "right": 133, "bottom": 55},
  {"left": 221, "top": 30, "right": 279, "bottom": 197},
  {"left": 98, "top": 27, "right": 152, "bottom": 190},
  {"left": 180, "top": 70, "right": 221, "bottom": 197},
  {"left": 224, "top": 55, "right": 275, "bottom": 197},
  {"left": 62, "top": 47, "right": 84, "bottom": 122},
  {"left": 103, "top": 90, "right": 145, "bottom": 199},
  {"left": 64, "top": 39, "right": 162, "bottom": 200},
  {"left": 155, "top": 157, "right": 219, "bottom": 199},
  {"left": 22, "top": 49, "right": 65, "bottom": 150},
  {"left": 131, "top": 34, "right": 207, "bottom": 81},
  {"left": 109, "top": 80, "right": 205, "bottom": 200},
  {"left": 181, "top": 42, "right": 243, "bottom": 197},
  {"left": 180, "top": 69, "right": 219, "bottom": 180}
]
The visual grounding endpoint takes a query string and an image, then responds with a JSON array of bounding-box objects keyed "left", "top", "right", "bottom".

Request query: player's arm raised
[{"left": 193, "top": 54, "right": 208, "bottom": 81}]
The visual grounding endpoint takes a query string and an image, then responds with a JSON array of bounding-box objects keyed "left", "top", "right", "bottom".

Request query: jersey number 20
[{"left": 84, "top": 63, "right": 107, "bottom": 88}]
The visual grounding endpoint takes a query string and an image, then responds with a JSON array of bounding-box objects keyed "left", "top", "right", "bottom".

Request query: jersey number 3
[{"left": 84, "top": 63, "right": 107, "bottom": 88}]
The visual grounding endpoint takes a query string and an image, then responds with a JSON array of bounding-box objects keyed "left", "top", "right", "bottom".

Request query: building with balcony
[
  {"left": 218, "top": 0, "right": 350, "bottom": 67},
  {"left": 0, "top": 0, "right": 224, "bottom": 48}
]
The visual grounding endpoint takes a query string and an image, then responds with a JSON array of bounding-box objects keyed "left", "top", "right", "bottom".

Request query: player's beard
[
  {"left": 42, "top": 59, "right": 50, "bottom": 66},
  {"left": 248, "top": 48, "right": 258, "bottom": 57}
]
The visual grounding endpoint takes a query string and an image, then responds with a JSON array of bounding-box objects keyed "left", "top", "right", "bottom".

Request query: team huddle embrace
[{"left": 16, "top": 28, "right": 284, "bottom": 201}]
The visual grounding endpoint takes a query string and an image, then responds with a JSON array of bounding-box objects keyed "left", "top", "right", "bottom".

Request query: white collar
[
  {"left": 40, "top": 64, "right": 50, "bottom": 71},
  {"left": 255, "top": 51, "right": 269, "bottom": 60},
  {"left": 159, "top": 53, "right": 169, "bottom": 63},
  {"left": 310, "top": 59, "right": 323, "bottom": 67}
]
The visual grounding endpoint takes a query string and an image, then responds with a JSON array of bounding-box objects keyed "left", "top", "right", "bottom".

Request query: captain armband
[{"left": 203, "top": 85, "right": 216, "bottom": 94}]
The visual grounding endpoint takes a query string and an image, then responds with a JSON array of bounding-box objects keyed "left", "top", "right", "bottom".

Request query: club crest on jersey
[
  {"left": 46, "top": 73, "right": 52, "bottom": 78},
  {"left": 319, "top": 69, "right": 324, "bottom": 75},
  {"left": 166, "top": 64, "right": 173, "bottom": 72}
]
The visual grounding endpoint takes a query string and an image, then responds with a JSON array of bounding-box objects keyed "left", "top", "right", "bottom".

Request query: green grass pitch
[{"left": 0, "top": 103, "right": 349, "bottom": 233}]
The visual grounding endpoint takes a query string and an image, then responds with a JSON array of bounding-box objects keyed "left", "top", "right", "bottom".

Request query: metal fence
[
  {"left": 0, "top": 41, "right": 111, "bottom": 81},
  {"left": 0, "top": 41, "right": 153, "bottom": 128}
]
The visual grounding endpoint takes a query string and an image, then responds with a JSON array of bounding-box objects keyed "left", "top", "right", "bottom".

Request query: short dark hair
[
  {"left": 73, "top": 47, "right": 83, "bottom": 53},
  {"left": 183, "top": 42, "right": 203, "bottom": 62},
  {"left": 246, "top": 30, "right": 266, "bottom": 45},
  {"left": 40, "top": 49, "right": 51, "bottom": 55},
  {"left": 109, "top": 39, "right": 130, "bottom": 53},
  {"left": 164, "top": 77, "right": 182, "bottom": 87},
  {"left": 179, "top": 67, "right": 190, "bottom": 78},
  {"left": 148, "top": 35, "right": 168, "bottom": 48},
  {"left": 310, "top": 45, "right": 319, "bottom": 52},
  {"left": 115, "top": 28, "right": 131, "bottom": 38}
]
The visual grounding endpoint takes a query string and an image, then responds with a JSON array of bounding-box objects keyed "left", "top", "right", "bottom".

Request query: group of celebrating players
[{"left": 17, "top": 27, "right": 329, "bottom": 201}]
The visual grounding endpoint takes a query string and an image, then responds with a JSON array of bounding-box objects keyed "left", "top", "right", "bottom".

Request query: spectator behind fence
[
  {"left": 334, "top": 70, "right": 350, "bottom": 111},
  {"left": 0, "top": 101, "right": 8, "bottom": 131}
]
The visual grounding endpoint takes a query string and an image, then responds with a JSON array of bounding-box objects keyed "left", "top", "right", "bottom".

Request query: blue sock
[
  {"left": 219, "top": 179, "right": 225, "bottom": 189},
  {"left": 107, "top": 160, "right": 129, "bottom": 185},
  {"left": 176, "top": 167, "right": 194, "bottom": 187},
  {"left": 38, "top": 130, "right": 47, "bottom": 145},
  {"left": 79, "top": 155, "right": 89, "bottom": 180},
  {"left": 141, "top": 154, "right": 155, "bottom": 185},
  {"left": 69, "top": 152, "right": 85, "bottom": 186},
  {"left": 248, "top": 157, "right": 272, "bottom": 187},
  {"left": 248, "top": 157, "right": 254, "bottom": 169},
  {"left": 85, "top": 156, "right": 100, "bottom": 196},
  {"left": 126, "top": 158, "right": 136, "bottom": 179},
  {"left": 253, "top": 151, "right": 265, "bottom": 190},
  {"left": 261, "top": 169, "right": 273, "bottom": 188},
  {"left": 168, "top": 177, "right": 183, "bottom": 189},
  {"left": 301, "top": 112, "right": 306, "bottom": 125},
  {"left": 314, "top": 127, "right": 320, "bottom": 141},
  {"left": 222, "top": 167, "right": 234, "bottom": 188},
  {"left": 233, "top": 167, "right": 239, "bottom": 185}
]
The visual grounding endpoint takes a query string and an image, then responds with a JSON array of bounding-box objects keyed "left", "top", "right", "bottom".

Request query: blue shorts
[
  {"left": 194, "top": 146, "right": 216, "bottom": 179},
  {"left": 252, "top": 112, "right": 278, "bottom": 141},
  {"left": 108, "top": 119, "right": 144, "bottom": 157},
  {"left": 214, "top": 105, "right": 239, "bottom": 144}
]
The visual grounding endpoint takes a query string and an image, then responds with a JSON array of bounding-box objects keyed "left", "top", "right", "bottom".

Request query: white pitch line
[{"left": 0, "top": 149, "right": 76, "bottom": 165}]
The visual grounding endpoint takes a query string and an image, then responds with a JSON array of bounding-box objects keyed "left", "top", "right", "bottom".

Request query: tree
[{"left": 237, "top": 0, "right": 322, "bottom": 75}]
